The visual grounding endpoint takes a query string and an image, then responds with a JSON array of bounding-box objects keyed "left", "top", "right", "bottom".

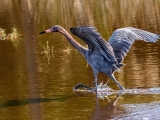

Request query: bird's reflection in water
[
  {"left": 74, "top": 87, "right": 160, "bottom": 120},
  {"left": 75, "top": 91, "right": 126, "bottom": 120},
  {"left": 91, "top": 94, "right": 126, "bottom": 120}
]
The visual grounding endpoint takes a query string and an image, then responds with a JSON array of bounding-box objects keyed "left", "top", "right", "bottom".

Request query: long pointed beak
[
  {"left": 39, "top": 31, "right": 46, "bottom": 34},
  {"left": 39, "top": 29, "right": 51, "bottom": 34}
]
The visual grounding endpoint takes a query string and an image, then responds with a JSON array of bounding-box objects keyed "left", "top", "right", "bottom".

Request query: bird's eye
[{"left": 70, "top": 28, "right": 73, "bottom": 31}]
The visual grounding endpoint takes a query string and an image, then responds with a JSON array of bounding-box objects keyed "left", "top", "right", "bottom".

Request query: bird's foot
[
  {"left": 119, "top": 85, "right": 125, "bottom": 91},
  {"left": 74, "top": 83, "right": 94, "bottom": 91}
]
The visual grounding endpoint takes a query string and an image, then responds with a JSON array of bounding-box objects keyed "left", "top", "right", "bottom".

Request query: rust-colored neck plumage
[{"left": 57, "top": 26, "right": 87, "bottom": 56}]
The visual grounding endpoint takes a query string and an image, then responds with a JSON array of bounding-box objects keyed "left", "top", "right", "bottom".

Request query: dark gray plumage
[
  {"left": 39, "top": 25, "right": 160, "bottom": 91},
  {"left": 108, "top": 27, "right": 160, "bottom": 63}
]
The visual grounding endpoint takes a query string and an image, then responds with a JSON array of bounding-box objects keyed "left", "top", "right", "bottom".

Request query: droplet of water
[{"left": 143, "top": 117, "right": 148, "bottom": 120}]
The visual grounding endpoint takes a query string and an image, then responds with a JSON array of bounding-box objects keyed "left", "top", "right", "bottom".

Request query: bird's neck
[{"left": 58, "top": 28, "right": 86, "bottom": 55}]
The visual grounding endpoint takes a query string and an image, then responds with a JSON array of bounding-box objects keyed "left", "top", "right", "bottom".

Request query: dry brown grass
[
  {"left": 41, "top": 41, "right": 54, "bottom": 64},
  {"left": 0, "top": 27, "right": 21, "bottom": 46}
]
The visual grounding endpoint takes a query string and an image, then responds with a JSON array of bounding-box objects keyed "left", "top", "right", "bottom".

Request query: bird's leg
[
  {"left": 107, "top": 74, "right": 125, "bottom": 90},
  {"left": 94, "top": 77, "right": 98, "bottom": 91},
  {"left": 74, "top": 69, "right": 98, "bottom": 91},
  {"left": 74, "top": 83, "right": 93, "bottom": 90},
  {"left": 93, "top": 69, "right": 98, "bottom": 91}
]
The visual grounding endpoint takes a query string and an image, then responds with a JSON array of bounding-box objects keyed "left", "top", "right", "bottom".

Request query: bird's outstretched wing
[
  {"left": 71, "top": 26, "right": 118, "bottom": 64},
  {"left": 108, "top": 27, "right": 160, "bottom": 63}
]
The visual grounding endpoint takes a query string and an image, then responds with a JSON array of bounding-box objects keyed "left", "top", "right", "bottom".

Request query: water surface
[{"left": 0, "top": 0, "right": 160, "bottom": 120}]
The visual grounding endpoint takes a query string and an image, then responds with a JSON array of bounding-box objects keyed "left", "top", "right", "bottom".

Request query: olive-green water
[{"left": 0, "top": 0, "right": 160, "bottom": 120}]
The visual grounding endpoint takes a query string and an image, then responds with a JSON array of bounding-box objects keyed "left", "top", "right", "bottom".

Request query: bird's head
[{"left": 39, "top": 25, "right": 62, "bottom": 34}]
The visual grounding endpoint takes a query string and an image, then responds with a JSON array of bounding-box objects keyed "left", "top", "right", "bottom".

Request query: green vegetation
[{"left": 0, "top": 27, "right": 21, "bottom": 46}]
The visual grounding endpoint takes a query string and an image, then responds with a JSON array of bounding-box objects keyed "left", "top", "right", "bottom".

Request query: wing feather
[
  {"left": 108, "top": 27, "right": 160, "bottom": 63},
  {"left": 71, "top": 26, "right": 118, "bottom": 64}
]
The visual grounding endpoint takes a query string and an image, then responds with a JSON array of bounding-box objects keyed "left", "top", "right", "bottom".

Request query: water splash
[{"left": 74, "top": 82, "right": 160, "bottom": 99}]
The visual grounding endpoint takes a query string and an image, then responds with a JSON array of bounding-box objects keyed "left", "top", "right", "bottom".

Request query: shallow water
[{"left": 0, "top": 0, "right": 160, "bottom": 120}]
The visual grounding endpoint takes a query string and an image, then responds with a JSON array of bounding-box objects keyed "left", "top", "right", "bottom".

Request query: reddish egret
[{"left": 39, "top": 25, "right": 160, "bottom": 91}]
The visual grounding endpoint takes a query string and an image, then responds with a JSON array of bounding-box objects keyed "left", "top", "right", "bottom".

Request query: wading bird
[{"left": 39, "top": 25, "right": 160, "bottom": 91}]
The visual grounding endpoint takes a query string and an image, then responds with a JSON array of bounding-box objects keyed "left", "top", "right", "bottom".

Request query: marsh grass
[
  {"left": 0, "top": 28, "right": 6, "bottom": 40},
  {"left": 41, "top": 41, "right": 54, "bottom": 64},
  {"left": 10, "top": 27, "right": 21, "bottom": 47},
  {"left": 41, "top": 42, "right": 74, "bottom": 64},
  {"left": 0, "top": 27, "right": 21, "bottom": 47},
  {"left": 62, "top": 46, "right": 72, "bottom": 54}
]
